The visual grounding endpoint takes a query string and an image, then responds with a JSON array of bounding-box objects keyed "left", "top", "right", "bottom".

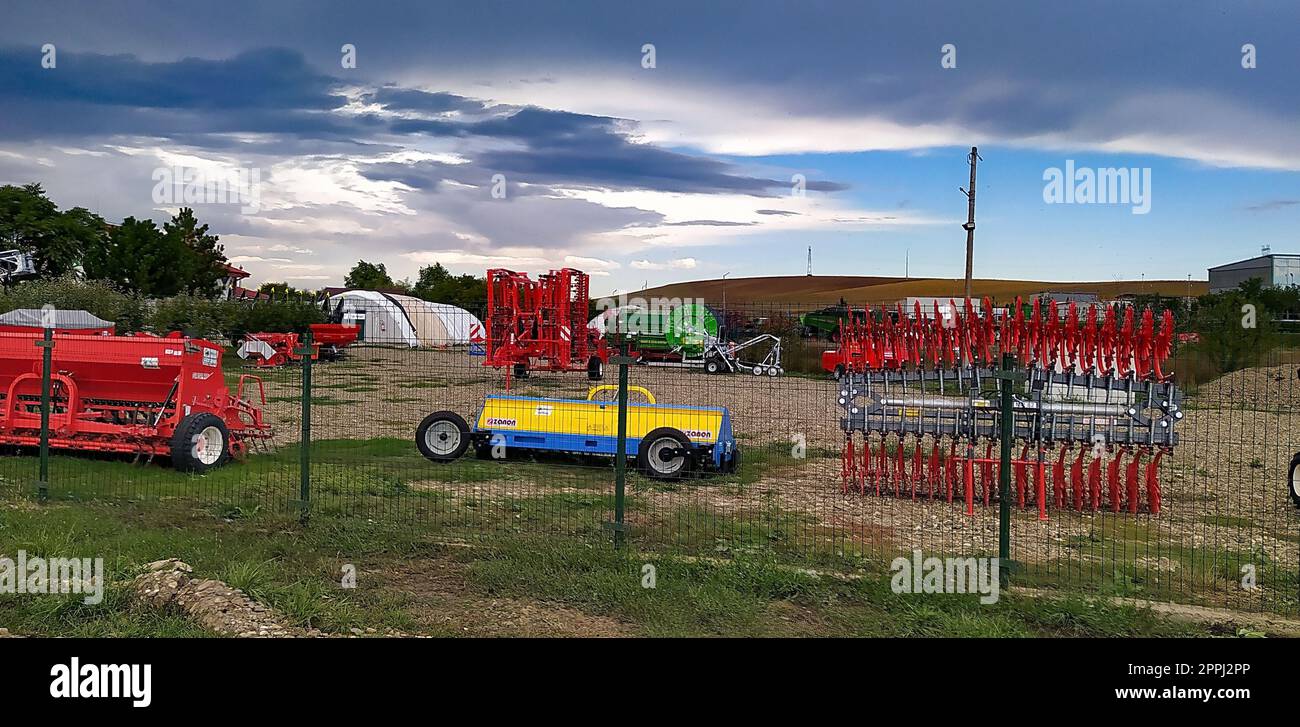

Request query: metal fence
[{"left": 0, "top": 299, "right": 1296, "bottom": 617}]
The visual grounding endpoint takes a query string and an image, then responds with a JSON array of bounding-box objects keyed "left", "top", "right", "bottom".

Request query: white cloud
[{"left": 631, "top": 257, "right": 697, "bottom": 270}]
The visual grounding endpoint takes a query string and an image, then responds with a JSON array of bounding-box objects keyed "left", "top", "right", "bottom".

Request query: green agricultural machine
[
  {"left": 624, "top": 303, "right": 720, "bottom": 360},
  {"left": 799, "top": 304, "right": 867, "bottom": 341}
]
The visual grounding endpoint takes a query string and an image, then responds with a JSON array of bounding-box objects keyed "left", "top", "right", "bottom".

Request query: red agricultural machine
[
  {"left": 237, "top": 323, "right": 360, "bottom": 368},
  {"left": 836, "top": 297, "right": 1182, "bottom": 517},
  {"left": 0, "top": 331, "right": 271, "bottom": 471},
  {"left": 483, "top": 268, "right": 608, "bottom": 382}
]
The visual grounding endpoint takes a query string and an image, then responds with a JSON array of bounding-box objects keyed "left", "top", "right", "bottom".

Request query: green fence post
[
  {"left": 994, "top": 350, "right": 1022, "bottom": 588},
  {"left": 606, "top": 338, "right": 633, "bottom": 548},
  {"left": 36, "top": 326, "right": 54, "bottom": 503},
  {"left": 297, "top": 329, "right": 314, "bottom": 524}
]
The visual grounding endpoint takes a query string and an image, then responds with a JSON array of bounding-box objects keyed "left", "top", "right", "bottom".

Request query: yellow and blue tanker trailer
[{"left": 415, "top": 386, "right": 739, "bottom": 479}]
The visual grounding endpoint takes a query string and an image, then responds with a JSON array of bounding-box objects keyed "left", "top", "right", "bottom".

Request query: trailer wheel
[
  {"left": 1289, "top": 452, "right": 1300, "bottom": 508},
  {"left": 513, "top": 363, "right": 529, "bottom": 379},
  {"left": 766, "top": 366, "right": 780, "bottom": 377},
  {"left": 416, "top": 411, "right": 471, "bottom": 462},
  {"left": 171, "top": 413, "right": 231, "bottom": 473},
  {"left": 725, "top": 447, "right": 742, "bottom": 474},
  {"left": 637, "top": 428, "right": 693, "bottom": 480},
  {"left": 587, "top": 357, "right": 604, "bottom": 381},
  {"left": 833, "top": 364, "right": 846, "bottom": 381},
  {"left": 704, "top": 357, "right": 723, "bottom": 374}
]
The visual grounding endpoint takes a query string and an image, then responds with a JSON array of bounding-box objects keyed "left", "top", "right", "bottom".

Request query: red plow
[
  {"left": 836, "top": 297, "right": 1181, "bottom": 516},
  {"left": 0, "top": 331, "right": 271, "bottom": 471}
]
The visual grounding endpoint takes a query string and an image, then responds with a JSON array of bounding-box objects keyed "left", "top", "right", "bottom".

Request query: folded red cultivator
[
  {"left": 484, "top": 267, "right": 608, "bottom": 382},
  {"left": 837, "top": 298, "right": 1181, "bottom": 516}
]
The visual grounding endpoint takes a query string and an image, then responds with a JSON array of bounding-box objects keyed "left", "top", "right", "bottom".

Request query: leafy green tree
[
  {"left": 1191, "top": 282, "right": 1277, "bottom": 374},
  {"left": 409, "top": 262, "right": 486, "bottom": 308},
  {"left": 0, "top": 183, "right": 108, "bottom": 277},
  {"left": 84, "top": 217, "right": 185, "bottom": 297},
  {"left": 344, "top": 260, "right": 396, "bottom": 290},
  {"left": 165, "top": 208, "right": 226, "bottom": 296}
]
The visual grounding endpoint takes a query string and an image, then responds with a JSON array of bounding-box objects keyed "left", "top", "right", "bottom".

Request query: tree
[
  {"left": 344, "top": 260, "right": 396, "bottom": 290},
  {"left": 1191, "top": 281, "right": 1277, "bottom": 374},
  {"left": 165, "top": 208, "right": 227, "bottom": 296},
  {"left": 83, "top": 217, "right": 185, "bottom": 297},
  {"left": 410, "top": 262, "right": 486, "bottom": 309},
  {"left": 0, "top": 183, "right": 107, "bottom": 277}
]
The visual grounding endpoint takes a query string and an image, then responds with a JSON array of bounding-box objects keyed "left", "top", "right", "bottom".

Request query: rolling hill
[{"left": 616, "top": 275, "right": 1207, "bottom": 306}]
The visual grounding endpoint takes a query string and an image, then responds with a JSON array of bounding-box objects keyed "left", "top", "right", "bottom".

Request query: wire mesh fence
[{"left": 1, "top": 297, "right": 1296, "bottom": 617}]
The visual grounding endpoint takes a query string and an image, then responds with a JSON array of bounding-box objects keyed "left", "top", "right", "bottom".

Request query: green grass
[
  {"left": 1016, "top": 516, "right": 1299, "bottom": 614},
  {"left": 460, "top": 539, "right": 1218, "bottom": 637},
  {"left": 1200, "top": 514, "right": 1255, "bottom": 529},
  {"left": 0, "top": 498, "right": 1231, "bottom": 638}
]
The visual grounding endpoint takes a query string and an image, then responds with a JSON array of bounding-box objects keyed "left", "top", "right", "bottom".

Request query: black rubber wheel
[
  {"left": 833, "top": 364, "right": 846, "bottom": 381},
  {"left": 727, "top": 446, "right": 742, "bottom": 474},
  {"left": 636, "top": 427, "right": 694, "bottom": 480},
  {"left": 587, "top": 357, "right": 604, "bottom": 381},
  {"left": 416, "top": 411, "right": 471, "bottom": 462},
  {"left": 170, "top": 413, "right": 231, "bottom": 473},
  {"left": 513, "top": 363, "right": 529, "bottom": 379},
  {"left": 474, "top": 437, "right": 497, "bottom": 460},
  {"left": 1289, "top": 451, "right": 1300, "bottom": 508},
  {"left": 704, "top": 357, "right": 723, "bottom": 374}
]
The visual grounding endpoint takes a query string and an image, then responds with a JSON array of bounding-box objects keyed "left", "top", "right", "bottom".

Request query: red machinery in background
[
  {"left": 0, "top": 331, "right": 271, "bottom": 471},
  {"left": 237, "top": 323, "right": 359, "bottom": 368},
  {"left": 484, "top": 268, "right": 608, "bottom": 382}
]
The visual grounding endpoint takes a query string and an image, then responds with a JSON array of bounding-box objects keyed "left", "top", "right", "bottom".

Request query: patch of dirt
[{"left": 370, "top": 556, "right": 634, "bottom": 637}]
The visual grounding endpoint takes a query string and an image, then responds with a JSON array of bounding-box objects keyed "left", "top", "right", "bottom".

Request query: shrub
[
  {"left": 221, "top": 300, "right": 325, "bottom": 344},
  {"left": 0, "top": 277, "right": 148, "bottom": 331}
]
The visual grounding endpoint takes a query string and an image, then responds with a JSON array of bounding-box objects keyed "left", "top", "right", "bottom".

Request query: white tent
[{"left": 329, "top": 291, "right": 482, "bottom": 347}]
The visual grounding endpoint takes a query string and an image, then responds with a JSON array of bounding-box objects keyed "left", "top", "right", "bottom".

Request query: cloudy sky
[{"left": 0, "top": 1, "right": 1296, "bottom": 294}]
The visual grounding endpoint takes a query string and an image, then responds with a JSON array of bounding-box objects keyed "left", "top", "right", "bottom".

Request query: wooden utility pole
[{"left": 961, "top": 146, "right": 981, "bottom": 301}]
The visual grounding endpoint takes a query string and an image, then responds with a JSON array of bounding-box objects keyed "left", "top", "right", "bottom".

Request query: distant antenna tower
[
  {"left": 1262, "top": 244, "right": 1272, "bottom": 255},
  {"left": 806, "top": 246, "right": 813, "bottom": 276}
]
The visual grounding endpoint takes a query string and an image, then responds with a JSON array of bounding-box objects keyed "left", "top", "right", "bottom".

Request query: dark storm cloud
[
  {"left": 364, "top": 86, "right": 486, "bottom": 114},
  {"left": 0, "top": 44, "right": 842, "bottom": 197},
  {"left": 373, "top": 106, "right": 848, "bottom": 195},
  {"left": 1, "top": 1, "right": 1296, "bottom": 162},
  {"left": 0, "top": 46, "right": 343, "bottom": 110}
]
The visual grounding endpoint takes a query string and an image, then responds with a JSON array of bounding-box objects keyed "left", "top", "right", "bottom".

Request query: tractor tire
[
  {"left": 636, "top": 427, "right": 694, "bottom": 480},
  {"left": 513, "top": 363, "right": 529, "bottom": 379},
  {"left": 704, "top": 357, "right": 724, "bottom": 374},
  {"left": 1289, "top": 452, "right": 1300, "bottom": 508},
  {"left": 587, "top": 357, "right": 604, "bottom": 381},
  {"left": 416, "top": 411, "right": 471, "bottom": 463},
  {"left": 170, "top": 413, "right": 231, "bottom": 473}
]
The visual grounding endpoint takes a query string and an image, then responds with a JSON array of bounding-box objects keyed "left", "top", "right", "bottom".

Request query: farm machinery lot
[{"left": 6, "top": 326, "right": 1295, "bottom": 619}]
